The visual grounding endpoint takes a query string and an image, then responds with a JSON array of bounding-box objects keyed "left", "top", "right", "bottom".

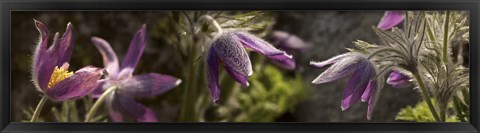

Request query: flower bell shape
[
  {"left": 32, "top": 20, "right": 103, "bottom": 101},
  {"left": 207, "top": 31, "right": 294, "bottom": 103},
  {"left": 91, "top": 24, "right": 181, "bottom": 122},
  {"left": 386, "top": 70, "right": 411, "bottom": 88},
  {"left": 310, "top": 53, "right": 379, "bottom": 120},
  {"left": 269, "top": 30, "right": 312, "bottom": 51},
  {"left": 377, "top": 11, "right": 404, "bottom": 30}
]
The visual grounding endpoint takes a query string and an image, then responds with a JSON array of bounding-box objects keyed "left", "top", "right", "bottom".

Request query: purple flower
[
  {"left": 386, "top": 70, "right": 411, "bottom": 88},
  {"left": 310, "top": 53, "right": 379, "bottom": 120},
  {"left": 377, "top": 11, "right": 404, "bottom": 30},
  {"left": 269, "top": 30, "right": 312, "bottom": 52},
  {"left": 32, "top": 20, "right": 103, "bottom": 101},
  {"left": 207, "top": 31, "right": 294, "bottom": 103},
  {"left": 91, "top": 24, "right": 181, "bottom": 122}
]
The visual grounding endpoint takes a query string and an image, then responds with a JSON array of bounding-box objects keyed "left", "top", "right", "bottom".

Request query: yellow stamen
[{"left": 47, "top": 66, "right": 73, "bottom": 89}]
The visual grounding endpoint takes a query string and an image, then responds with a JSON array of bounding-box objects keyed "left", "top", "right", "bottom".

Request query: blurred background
[{"left": 11, "top": 11, "right": 422, "bottom": 122}]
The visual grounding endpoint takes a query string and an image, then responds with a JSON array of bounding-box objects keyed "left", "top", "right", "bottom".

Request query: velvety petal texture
[
  {"left": 45, "top": 66, "right": 103, "bottom": 101},
  {"left": 32, "top": 20, "right": 75, "bottom": 90},
  {"left": 310, "top": 52, "right": 379, "bottom": 120},
  {"left": 119, "top": 73, "right": 182, "bottom": 98},
  {"left": 235, "top": 32, "right": 295, "bottom": 68},
  {"left": 91, "top": 24, "right": 180, "bottom": 122},
  {"left": 387, "top": 71, "right": 411, "bottom": 88},
  {"left": 206, "top": 31, "right": 294, "bottom": 103},
  {"left": 377, "top": 11, "right": 404, "bottom": 30}
]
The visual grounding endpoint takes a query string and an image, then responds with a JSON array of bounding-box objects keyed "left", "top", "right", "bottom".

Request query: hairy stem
[
  {"left": 30, "top": 95, "right": 48, "bottom": 122},
  {"left": 197, "top": 15, "right": 223, "bottom": 35},
  {"left": 84, "top": 86, "right": 117, "bottom": 122},
  {"left": 412, "top": 72, "right": 441, "bottom": 122},
  {"left": 442, "top": 11, "right": 450, "bottom": 62},
  {"left": 367, "top": 48, "right": 408, "bottom": 60}
]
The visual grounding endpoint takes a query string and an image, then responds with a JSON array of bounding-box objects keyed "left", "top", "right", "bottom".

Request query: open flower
[
  {"left": 310, "top": 52, "right": 380, "bottom": 120},
  {"left": 91, "top": 24, "right": 181, "bottom": 122},
  {"left": 377, "top": 11, "right": 404, "bottom": 30},
  {"left": 386, "top": 70, "right": 411, "bottom": 88},
  {"left": 207, "top": 31, "right": 294, "bottom": 103},
  {"left": 32, "top": 20, "right": 103, "bottom": 101}
]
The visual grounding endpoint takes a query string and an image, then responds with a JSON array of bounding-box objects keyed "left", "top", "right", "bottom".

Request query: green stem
[
  {"left": 84, "top": 86, "right": 117, "bottom": 122},
  {"left": 367, "top": 48, "right": 408, "bottom": 60},
  {"left": 442, "top": 11, "right": 450, "bottom": 62},
  {"left": 179, "top": 35, "right": 199, "bottom": 122},
  {"left": 30, "top": 95, "right": 48, "bottom": 122},
  {"left": 412, "top": 72, "right": 441, "bottom": 122}
]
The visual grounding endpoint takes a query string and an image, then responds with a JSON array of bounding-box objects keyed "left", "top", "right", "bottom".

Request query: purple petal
[
  {"left": 91, "top": 37, "right": 120, "bottom": 79},
  {"left": 118, "top": 73, "right": 181, "bottom": 98},
  {"left": 45, "top": 66, "right": 103, "bottom": 101},
  {"left": 341, "top": 62, "right": 376, "bottom": 110},
  {"left": 310, "top": 53, "right": 352, "bottom": 68},
  {"left": 271, "top": 58, "right": 296, "bottom": 70},
  {"left": 270, "top": 31, "right": 312, "bottom": 51},
  {"left": 341, "top": 67, "right": 371, "bottom": 111},
  {"left": 386, "top": 71, "right": 410, "bottom": 88},
  {"left": 311, "top": 53, "right": 364, "bottom": 84},
  {"left": 206, "top": 48, "right": 221, "bottom": 104},
  {"left": 235, "top": 32, "right": 294, "bottom": 67},
  {"left": 361, "top": 80, "right": 375, "bottom": 102},
  {"left": 108, "top": 92, "right": 158, "bottom": 122},
  {"left": 91, "top": 80, "right": 107, "bottom": 98},
  {"left": 212, "top": 32, "right": 253, "bottom": 77},
  {"left": 224, "top": 65, "right": 249, "bottom": 86},
  {"left": 377, "top": 11, "right": 404, "bottom": 30},
  {"left": 57, "top": 22, "right": 74, "bottom": 67},
  {"left": 119, "top": 24, "right": 148, "bottom": 76},
  {"left": 32, "top": 20, "right": 55, "bottom": 90}
]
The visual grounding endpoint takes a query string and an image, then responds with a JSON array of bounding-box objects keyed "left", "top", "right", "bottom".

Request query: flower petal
[
  {"left": 213, "top": 32, "right": 253, "bottom": 77},
  {"left": 57, "top": 22, "right": 75, "bottom": 67},
  {"left": 32, "top": 20, "right": 55, "bottom": 90},
  {"left": 206, "top": 48, "right": 221, "bottom": 104},
  {"left": 119, "top": 24, "right": 148, "bottom": 76},
  {"left": 91, "top": 80, "right": 107, "bottom": 98},
  {"left": 108, "top": 92, "right": 158, "bottom": 122},
  {"left": 45, "top": 66, "right": 103, "bottom": 101},
  {"left": 341, "top": 66, "right": 372, "bottom": 111},
  {"left": 118, "top": 73, "right": 181, "bottom": 98},
  {"left": 235, "top": 32, "right": 294, "bottom": 66},
  {"left": 377, "top": 11, "right": 404, "bottom": 30},
  {"left": 310, "top": 53, "right": 352, "bottom": 68},
  {"left": 271, "top": 58, "right": 296, "bottom": 70},
  {"left": 311, "top": 53, "right": 363, "bottom": 84},
  {"left": 270, "top": 31, "right": 312, "bottom": 51},
  {"left": 91, "top": 37, "right": 120, "bottom": 78},
  {"left": 361, "top": 80, "right": 375, "bottom": 102},
  {"left": 386, "top": 71, "right": 410, "bottom": 88},
  {"left": 224, "top": 65, "right": 249, "bottom": 86}
]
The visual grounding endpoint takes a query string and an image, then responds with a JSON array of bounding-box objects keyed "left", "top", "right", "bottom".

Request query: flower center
[{"left": 47, "top": 66, "right": 73, "bottom": 89}]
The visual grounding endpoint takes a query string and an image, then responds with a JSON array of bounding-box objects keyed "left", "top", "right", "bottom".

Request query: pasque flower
[
  {"left": 310, "top": 52, "right": 380, "bottom": 120},
  {"left": 386, "top": 70, "right": 411, "bottom": 88},
  {"left": 32, "top": 20, "right": 103, "bottom": 101},
  {"left": 377, "top": 11, "right": 404, "bottom": 30},
  {"left": 207, "top": 31, "right": 294, "bottom": 103},
  {"left": 90, "top": 24, "right": 181, "bottom": 122}
]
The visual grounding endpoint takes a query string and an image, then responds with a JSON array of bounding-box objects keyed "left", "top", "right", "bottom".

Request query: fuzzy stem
[
  {"left": 412, "top": 72, "right": 441, "bottom": 122},
  {"left": 179, "top": 31, "right": 200, "bottom": 122},
  {"left": 197, "top": 15, "right": 223, "bottom": 34},
  {"left": 442, "top": 11, "right": 450, "bottom": 62},
  {"left": 84, "top": 86, "right": 117, "bottom": 122},
  {"left": 367, "top": 48, "right": 408, "bottom": 60},
  {"left": 30, "top": 95, "right": 48, "bottom": 122}
]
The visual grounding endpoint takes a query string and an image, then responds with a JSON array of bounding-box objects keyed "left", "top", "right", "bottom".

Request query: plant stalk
[
  {"left": 442, "top": 11, "right": 450, "bottom": 62},
  {"left": 30, "top": 95, "right": 48, "bottom": 122},
  {"left": 84, "top": 86, "right": 117, "bottom": 122},
  {"left": 412, "top": 72, "right": 442, "bottom": 122}
]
